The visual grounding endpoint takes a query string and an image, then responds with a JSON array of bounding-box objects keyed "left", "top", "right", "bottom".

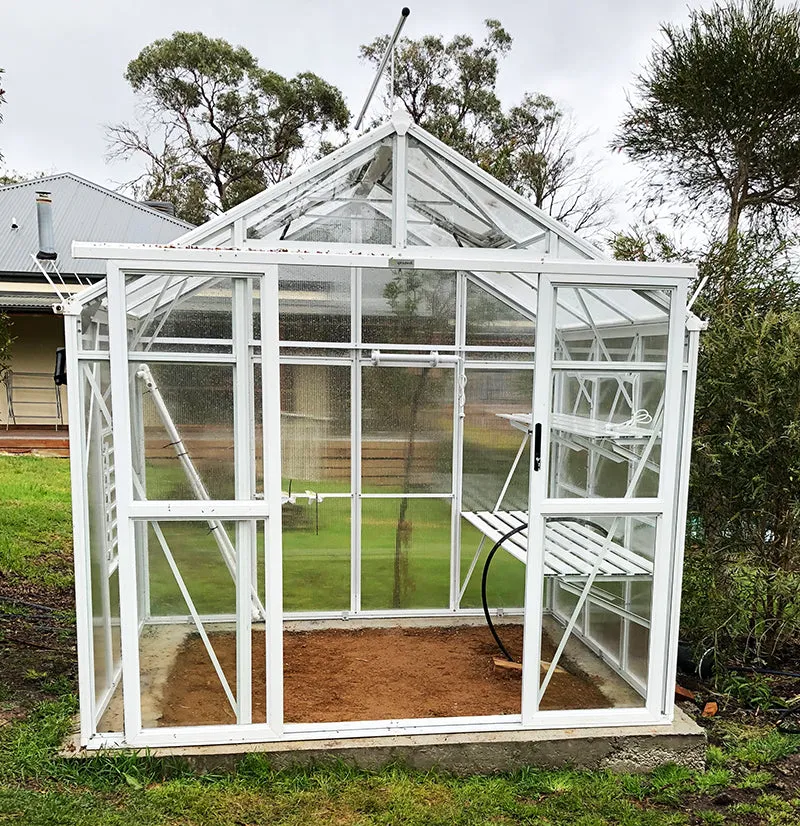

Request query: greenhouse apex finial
[{"left": 391, "top": 104, "right": 412, "bottom": 135}]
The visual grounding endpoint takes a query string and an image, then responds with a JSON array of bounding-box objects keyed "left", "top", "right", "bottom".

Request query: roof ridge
[{"left": 0, "top": 172, "right": 193, "bottom": 228}]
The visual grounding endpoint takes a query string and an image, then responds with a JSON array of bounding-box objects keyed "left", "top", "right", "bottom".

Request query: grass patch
[
  {"left": 0, "top": 456, "right": 73, "bottom": 588},
  {"left": 2, "top": 700, "right": 800, "bottom": 825}
]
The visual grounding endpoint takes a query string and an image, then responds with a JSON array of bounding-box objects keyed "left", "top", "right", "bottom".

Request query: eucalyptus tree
[
  {"left": 616, "top": 0, "right": 800, "bottom": 246},
  {"left": 108, "top": 31, "right": 349, "bottom": 224},
  {"left": 361, "top": 21, "right": 612, "bottom": 234}
]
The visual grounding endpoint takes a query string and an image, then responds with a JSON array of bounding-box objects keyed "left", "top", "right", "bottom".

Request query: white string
[{"left": 608, "top": 408, "right": 653, "bottom": 430}]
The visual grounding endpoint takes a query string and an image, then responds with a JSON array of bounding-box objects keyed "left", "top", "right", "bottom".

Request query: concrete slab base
[{"left": 63, "top": 706, "right": 706, "bottom": 775}]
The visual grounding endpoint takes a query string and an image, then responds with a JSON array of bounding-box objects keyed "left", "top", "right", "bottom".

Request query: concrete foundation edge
[{"left": 63, "top": 706, "right": 706, "bottom": 775}]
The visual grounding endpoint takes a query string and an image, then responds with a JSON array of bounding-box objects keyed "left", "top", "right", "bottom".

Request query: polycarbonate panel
[
  {"left": 361, "top": 268, "right": 456, "bottom": 346},
  {"left": 465, "top": 277, "right": 536, "bottom": 351},
  {"left": 548, "top": 369, "right": 665, "bottom": 499},
  {"left": 361, "top": 365, "right": 454, "bottom": 493},
  {"left": 282, "top": 497, "right": 350, "bottom": 611},
  {"left": 406, "top": 137, "right": 551, "bottom": 248},
  {"left": 132, "top": 362, "right": 235, "bottom": 501},
  {"left": 125, "top": 274, "right": 243, "bottom": 353},
  {"left": 552, "top": 285, "right": 671, "bottom": 339},
  {"left": 277, "top": 265, "right": 351, "bottom": 342},
  {"left": 544, "top": 514, "right": 655, "bottom": 707},
  {"left": 461, "top": 368, "right": 533, "bottom": 513},
  {"left": 245, "top": 135, "right": 394, "bottom": 241},
  {"left": 280, "top": 363, "right": 351, "bottom": 493},
  {"left": 360, "top": 497, "right": 452, "bottom": 609}
]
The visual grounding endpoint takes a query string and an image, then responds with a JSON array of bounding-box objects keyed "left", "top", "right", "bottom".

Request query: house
[{"left": 0, "top": 174, "right": 191, "bottom": 426}]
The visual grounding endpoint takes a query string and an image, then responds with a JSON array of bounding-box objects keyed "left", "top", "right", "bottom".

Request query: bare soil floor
[{"left": 157, "top": 624, "right": 611, "bottom": 727}]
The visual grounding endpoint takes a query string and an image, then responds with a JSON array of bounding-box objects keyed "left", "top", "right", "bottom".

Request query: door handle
[{"left": 533, "top": 423, "right": 542, "bottom": 471}]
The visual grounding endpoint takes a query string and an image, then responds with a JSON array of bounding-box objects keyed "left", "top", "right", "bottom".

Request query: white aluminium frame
[{"left": 68, "top": 242, "right": 697, "bottom": 750}]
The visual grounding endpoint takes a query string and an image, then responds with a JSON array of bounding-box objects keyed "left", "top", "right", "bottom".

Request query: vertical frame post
[
  {"left": 261, "top": 267, "right": 284, "bottom": 734},
  {"left": 64, "top": 311, "right": 97, "bottom": 744},
  {"left": 644, "top": 279, "right": 688, "bottom": 720},
  {"left": 233, "top": 276, "right": 254, "bottom": 725},
  {"left": 449, "top": 270, "right": 467, "bottom": 610},
  {"left": 521, "top": 271, "right": 549, "bottom": 725},
  {"left": 105, "top": 262, "right": 143, "bottom": 741},
  {"left": 392, "top": 132, "right": 408, "bottom": 248},
  {"left": 662, "top": 319, "right": 702, "bottom": 714}
]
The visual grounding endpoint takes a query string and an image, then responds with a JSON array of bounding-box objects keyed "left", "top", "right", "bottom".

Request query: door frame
[{"left": 522, "top": 269, "right": 688, "bottom": 726}]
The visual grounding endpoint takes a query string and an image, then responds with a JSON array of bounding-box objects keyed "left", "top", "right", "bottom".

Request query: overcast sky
[{"left": 0, "top": 0, "right": 703, "bottom": 229}]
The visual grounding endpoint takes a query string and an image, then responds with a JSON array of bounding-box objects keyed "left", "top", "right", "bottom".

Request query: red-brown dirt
[{"left": 157, "top": 624, "right": 611, "bottom": 727}]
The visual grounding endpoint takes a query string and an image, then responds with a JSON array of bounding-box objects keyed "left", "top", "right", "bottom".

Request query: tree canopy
[
  {"left": 108, "top": 32, "right": 350, "bottom": 224},
  {"left": 616, "top": 0, "right": 800, "bottom": 244},
  {"left": 360, "top": 21, "right": 611, "bottom": 233}
]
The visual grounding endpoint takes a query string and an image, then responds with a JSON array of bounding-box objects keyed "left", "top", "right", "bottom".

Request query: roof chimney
[
  {"left": 141, "top": 199, "right": 176, "bottom": 216},
  {"left": 35, "top": 191, "right": 57, "bottom": 260}
]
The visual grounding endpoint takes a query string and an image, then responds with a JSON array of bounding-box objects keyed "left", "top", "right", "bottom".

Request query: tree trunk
[{"left": 392, "top": 368, "right": 429, "bottom": 609}]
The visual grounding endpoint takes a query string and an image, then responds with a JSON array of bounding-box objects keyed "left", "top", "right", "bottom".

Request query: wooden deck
[{"left": 0, "top": 426, "right": 70, "bottom": 457}]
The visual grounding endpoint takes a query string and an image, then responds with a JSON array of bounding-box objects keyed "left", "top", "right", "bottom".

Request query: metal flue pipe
[
  {"left": 354, "top": 7, "right": 410, "bottom": 131},
  {"left": 35, "top": 191, "right": 57, "bottom": 260}
]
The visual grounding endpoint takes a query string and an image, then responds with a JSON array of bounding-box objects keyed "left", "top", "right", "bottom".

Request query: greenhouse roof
[
  {"left": 70, "top": 110, "right": 688, "bottom": 335},
  {"left": 173, "top": 108, "right": 604, "bottom": 259}
]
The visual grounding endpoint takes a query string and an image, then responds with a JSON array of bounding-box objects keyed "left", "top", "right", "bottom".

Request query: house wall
[{"left": 1, "top": 312, "right": 66, "bottom": 425}]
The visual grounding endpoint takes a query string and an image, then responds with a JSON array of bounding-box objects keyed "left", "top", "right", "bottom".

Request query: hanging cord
[
  {"left": 608, "top": 408, "right": 653, "bottom": 431},
  {"left": 481, "top": 517, "right": 611, "bottom": 663}
]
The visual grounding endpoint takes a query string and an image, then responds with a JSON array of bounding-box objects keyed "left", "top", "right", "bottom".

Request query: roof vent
[
  {"left": 35, "top": 192, "right": 57, "bottom": 260},
  {"left": 141, "top": 200, "right": 176, "bottom": 216}
]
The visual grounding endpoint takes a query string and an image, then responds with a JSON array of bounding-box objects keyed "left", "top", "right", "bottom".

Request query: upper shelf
[{"left": 496, "top": 412, "right": 655, "bottom": 440}]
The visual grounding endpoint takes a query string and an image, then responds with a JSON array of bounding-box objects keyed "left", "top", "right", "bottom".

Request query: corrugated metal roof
[
  {"left": 0, "top": 292, "right": 62, "bottom": 311},
  {"left": 0, "top": 173, "right": 192, "bottom": 276}
]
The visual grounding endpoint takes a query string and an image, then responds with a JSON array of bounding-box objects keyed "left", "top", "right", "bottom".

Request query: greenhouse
[{"left": 62, "top": 109, "right": 702, "bottom": 750}]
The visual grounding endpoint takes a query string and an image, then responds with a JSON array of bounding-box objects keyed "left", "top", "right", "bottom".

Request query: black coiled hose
[{"left": 480, "top": 517, "right": 615, "bottom": 663}]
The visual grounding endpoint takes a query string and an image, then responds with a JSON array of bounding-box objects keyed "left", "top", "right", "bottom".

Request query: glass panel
[
  {"left": 548, "top": 370, "right": 665, "bottom": 499},
  {"left": 465, "top": 277, "right": 536, "bottom": 351},
  {"left": 132, "top": 362, "right": 235, "bottom": 501},
  {"left": 361, "top": 366, "right": 454, "bottom": 493},
  {"left": 459, "top": 520, "right": 525, "bottom": 609},
  {"left": 553, "top": 286, "right": 671, "bottom": 352},
  {"left": 406, "top": 137, "right": 548, "bottom": 248},
  {"left": 80, "top": 294, "right": 109, "bottom": 351},
  {"left": 280, "top": 363, "right": 351, "bottom": 493},
  {"left": 542, "top": 514, "right": 655, "bottom": 710},
  {"left": 360, "top": 497, "right": 452, "bottom": 609},
  {"left": 245, "top": 136, "right": 394, "bottom": 241},
  {"left": 81, "top": 360, "right": 122, "bottom": 729},
  {"left": 277, "top": 265, "right": 351, "bottom": 342},
  {"left": 125, "top": 274, "right": 241, "bottom": 354},
  {"left": 283, "top": 497, "right": 350, "bottom": 612},
  {"left": 461, "top": 369, "right": 532, "bottom": 514},
  {"left": 362, "top": 268, "right": 456, "bottom": 346},
  {"left": 137, "top": 519, "right": 253, "bottom": 728}
]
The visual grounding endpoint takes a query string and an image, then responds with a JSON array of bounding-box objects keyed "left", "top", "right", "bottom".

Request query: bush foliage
[{"left": 685, "top": 235, "right": 800, "bottom": 661}]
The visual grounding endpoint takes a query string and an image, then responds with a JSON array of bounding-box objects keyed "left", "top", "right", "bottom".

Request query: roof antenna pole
[{"left": 354, "top": 7, "right": 410, "bottom": 131}]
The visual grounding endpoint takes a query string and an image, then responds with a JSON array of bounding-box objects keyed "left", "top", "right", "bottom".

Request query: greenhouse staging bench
[{"left": 59, "top": 108, "right": 703, "bottom": 754}]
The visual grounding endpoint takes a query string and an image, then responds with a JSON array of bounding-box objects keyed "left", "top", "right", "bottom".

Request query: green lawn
[
  {"left": 1, "top": 697, "right": 800, "bottom": 825},
  {"left": 3, "top": 455, "right": 800, "bottom": 825}
]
